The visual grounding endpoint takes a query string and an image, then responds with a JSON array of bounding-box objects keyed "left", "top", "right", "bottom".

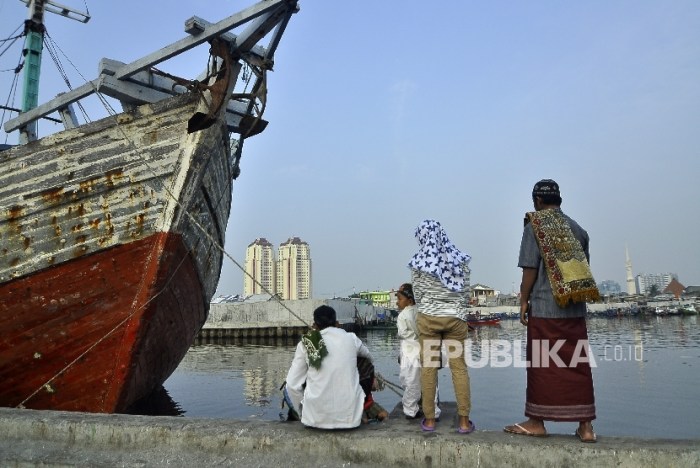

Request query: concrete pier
[
  {"left": 200, "top": 298, "right": 389, "bottom": 339},
  {"left": 1, "top": 405, "right": 698, "bottom": 467}
]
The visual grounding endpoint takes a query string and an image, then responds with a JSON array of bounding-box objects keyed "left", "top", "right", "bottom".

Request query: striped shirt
[{"left": 411, "top": 266, "right": 471, "bottom": 319}]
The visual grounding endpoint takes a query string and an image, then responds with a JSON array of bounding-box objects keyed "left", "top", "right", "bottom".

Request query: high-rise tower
[
  {"left": 276, "top": 237, "right": 312, "bottom": 300},
  {"left": 244, "top": 238, "right": 276, "bottom": 296},
  {"left": 625, "top": 245, "right": 636, "bottom": 295}
]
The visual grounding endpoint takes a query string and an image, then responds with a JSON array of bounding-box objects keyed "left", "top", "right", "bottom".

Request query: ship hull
[
  {"left": 0, "top": 232, "right": 205, "bottom": 411},
  {"left": 0, "top": 92, "right": 232, "bottom": 412}
]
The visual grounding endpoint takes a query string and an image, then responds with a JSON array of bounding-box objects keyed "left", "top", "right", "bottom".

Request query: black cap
[{"left": 532, "top": 179, "right": 560, "bottom": 198}]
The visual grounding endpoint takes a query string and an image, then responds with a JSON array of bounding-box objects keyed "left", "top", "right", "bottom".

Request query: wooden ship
[{"left": 0, "top": 0, "right": 299, "bottom": 412}]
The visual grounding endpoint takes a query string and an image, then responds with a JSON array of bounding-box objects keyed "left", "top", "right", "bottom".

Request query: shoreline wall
[
  {"left": 1, "top": 408, "right": 698, "bottom": 467},
  {"left": 198, "top": 299, "right": 697, "bottom": 339},
  {"left": 199, "top": 298, "right": 389, "bottom": 338}
]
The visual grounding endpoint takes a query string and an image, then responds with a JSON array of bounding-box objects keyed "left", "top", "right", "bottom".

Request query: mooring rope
[
  {"left": 16, "top": 41, "right": 314, "bottom": 406},
  {"left": 375, "top": 373, "right": 403, "bottom": 397}
]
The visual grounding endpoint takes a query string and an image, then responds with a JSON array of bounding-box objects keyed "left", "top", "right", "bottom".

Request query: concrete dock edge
[{"left": 0, "top": 407, "right": 698, "bottom": 467}]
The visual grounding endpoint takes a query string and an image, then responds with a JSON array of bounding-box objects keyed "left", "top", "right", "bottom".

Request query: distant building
[
  {"left": 359, "top": 290, "right": 393, "bottom": 308},
  {"left": 635, "top": 273, "right": 678, "bottom": 296},
  {"left": 663, "top": 278, "right": 685, "bottom": 299},
  {"left": 244, "top": 238, "right": 276, "bottom": 297},
  {"left": 276, "top": 237, "right": 312, "bottom": 300},
  {"left": 598, "top": 280, "right": 622, "bottom": 296},
  {"left": 683, "top": 286, "right": 700, "bottom": 298},
  {"left": 471, "top": 284, "right": 496, "bottom": 306}
]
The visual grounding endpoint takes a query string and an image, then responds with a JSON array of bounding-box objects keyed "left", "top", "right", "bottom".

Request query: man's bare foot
[
  {"left": 575, "top": 422, "right": 597, "bottom": 443},
  {"left": 504, "top": 418, "right": 547, "bottom": 437}
]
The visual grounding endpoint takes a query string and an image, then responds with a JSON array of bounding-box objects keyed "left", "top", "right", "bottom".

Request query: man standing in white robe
[{"left": 285, "top": 305, "right": 373, "bottom": 429}]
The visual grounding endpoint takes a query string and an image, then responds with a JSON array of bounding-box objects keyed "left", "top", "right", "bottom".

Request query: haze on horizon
[{"left": 1, "top": 1, "right": 698, "bottom": 298}]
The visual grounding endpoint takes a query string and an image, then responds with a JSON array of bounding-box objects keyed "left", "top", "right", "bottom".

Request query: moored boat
[
  {"left": 0, "top": 0, "right": 299, "bottom": 412},
  {"left": 467, "top": 315, "right": 501, "bottom": 326}
]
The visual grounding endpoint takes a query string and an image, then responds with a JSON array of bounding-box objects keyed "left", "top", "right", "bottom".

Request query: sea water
[{"left": 161, "top": 315, "right": 700, "bottom": 439}]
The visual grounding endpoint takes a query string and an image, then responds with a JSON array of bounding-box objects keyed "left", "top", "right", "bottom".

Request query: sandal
[
  {"left": 575, "top": 427, "right": 597, "bottom": 443},
  {"left": 420, "top": 418, "right": 435, "bottom": 432},
  {"left": 503, "top": 423, "right": 547, "bottom": 437},
  {"left": 457, "top": 420, "right": 476, "bottom": 434}
]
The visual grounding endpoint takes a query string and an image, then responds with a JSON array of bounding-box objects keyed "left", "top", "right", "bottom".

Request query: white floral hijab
[{"left": 408, "top": 219, "right": 471, "bottom": 292}]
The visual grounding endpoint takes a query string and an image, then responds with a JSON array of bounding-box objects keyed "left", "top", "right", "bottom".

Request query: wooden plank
[
  {"left": 3, "top": 81, "right": 98, "bottom": 133},
  {"left": 184, "top": 16, "right": 268, "bottom": 59},
  {"left": 58, "top": 103, "right": 79, "bottom": 129},
  {"left": 234, "top": 4, "right": 296, "bottom": 54},
  {"left": 0, "top": 233, "right": 206, "bottom": 412},
  {"left": 98, "top": 75, "right": 175, "bottom": 106},
  {"left": 112, "top": 0, "right": 292, "bottom": 81}
]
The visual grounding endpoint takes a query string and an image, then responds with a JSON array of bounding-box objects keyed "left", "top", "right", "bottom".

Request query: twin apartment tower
[{"left": 243, "top": 237, "right": 312, "bottom": 300}]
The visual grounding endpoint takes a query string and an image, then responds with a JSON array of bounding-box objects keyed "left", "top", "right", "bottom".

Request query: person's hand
[{"left": 519, "top": 303, "right": 529, "bottom": 326}]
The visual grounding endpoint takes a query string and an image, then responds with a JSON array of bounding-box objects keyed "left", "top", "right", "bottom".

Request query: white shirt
[
  {"left": 397, "top": 304, "right": 421, "bottom": 361},
  {"left": 397, "top": 304, "right": 419, "bottom": 341},
  {"left": 285, "top": 327, "right": 372, "bottom": 429}
]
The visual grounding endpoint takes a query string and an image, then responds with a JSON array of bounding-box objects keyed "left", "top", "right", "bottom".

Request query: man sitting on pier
[{"left": 284, "top": 305, "right": 380, "bottom": 429}]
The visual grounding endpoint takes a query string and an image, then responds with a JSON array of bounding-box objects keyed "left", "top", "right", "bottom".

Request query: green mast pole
[
  {"left": 22, "top": 0, "right": 46, "bottom": 112},
  {"left": 17, "top": 0, "right": 89, "bottom": 144},
  {"left": 20, "top": 0, "right": 46, "bottom": 142}
]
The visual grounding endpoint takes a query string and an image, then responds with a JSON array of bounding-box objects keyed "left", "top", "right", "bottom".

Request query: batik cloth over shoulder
[
  {"left": 526, "top": 209, "right": 600, "bottom": 307},
  {"left": 301, "top": 329, "right": 328, "bottom": 369}
]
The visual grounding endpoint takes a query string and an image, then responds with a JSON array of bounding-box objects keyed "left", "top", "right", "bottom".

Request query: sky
[{"left": 1, "top": 0, "right": 699, "bottom": 298}]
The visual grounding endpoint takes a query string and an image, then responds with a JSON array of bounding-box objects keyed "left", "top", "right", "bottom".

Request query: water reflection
[
  {"left": 123, "top": 385, "right": 184, "bottom": 416},
  {"left": 155, "top": 316, "right": 699, "bottom": 439},
  {"left": 175, "top": 341, "right": 297, "bottom": 413}
]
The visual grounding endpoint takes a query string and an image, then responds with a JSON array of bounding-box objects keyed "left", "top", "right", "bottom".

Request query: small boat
[
  {"left": 0, "top": 0, "right": 299, "bottom": 413},
  {"left": 678, "top": 304, "right": 698, "bottom": 315},
  {"left": 467, "top": 315, "right": 501, "bottom": 326}
]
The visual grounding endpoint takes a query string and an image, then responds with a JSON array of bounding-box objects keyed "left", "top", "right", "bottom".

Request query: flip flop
[
  {"left": 420, "top": 418, "right": 435, "bottom": 432},
  {"left": 503, "top": 423, "right": 548, "bottom": 437},
  {"left": 457, "top": 420, "right": 476, "bottom": 434},
  {"left": 575, "top": 427, "right": 597, "bottom": 443}
]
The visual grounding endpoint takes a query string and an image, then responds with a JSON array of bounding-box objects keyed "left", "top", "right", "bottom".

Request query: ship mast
[{"left": 19, "top": 0, "right": 89, "bottom": 143}]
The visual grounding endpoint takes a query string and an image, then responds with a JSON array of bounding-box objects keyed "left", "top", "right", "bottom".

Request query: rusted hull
[
  {"left": 0, "top": 232, "right": 205, "bottom": 412},
  {"left": 0, "top": 93, "right": 232, "bottom": 412}
]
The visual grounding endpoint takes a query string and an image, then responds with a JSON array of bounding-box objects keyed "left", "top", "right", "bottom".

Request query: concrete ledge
[{"left": 1, "top": 407, "right": 698, "bottom": 467}]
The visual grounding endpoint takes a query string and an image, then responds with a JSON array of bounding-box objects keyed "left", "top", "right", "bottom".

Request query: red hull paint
[
  {"left": 0, "top": 232, "right": 206, "bottom": 412},
  {"left": 467, "top": 318, "right": 501, "bottom": 326}
]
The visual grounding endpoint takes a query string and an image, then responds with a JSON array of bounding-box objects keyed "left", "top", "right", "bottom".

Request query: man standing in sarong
[{"left": 505, "top": 179, "right": 600, "bottom": 443}]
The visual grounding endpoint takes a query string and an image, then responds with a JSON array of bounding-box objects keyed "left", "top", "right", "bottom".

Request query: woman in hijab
[{"left": 409, "top": 219, "right": 475, "bottom": 433}]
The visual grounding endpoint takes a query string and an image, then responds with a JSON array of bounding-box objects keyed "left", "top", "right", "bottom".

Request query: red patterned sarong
[{"left": 525, "top": 316, "right": 596, "bottom": 421}]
